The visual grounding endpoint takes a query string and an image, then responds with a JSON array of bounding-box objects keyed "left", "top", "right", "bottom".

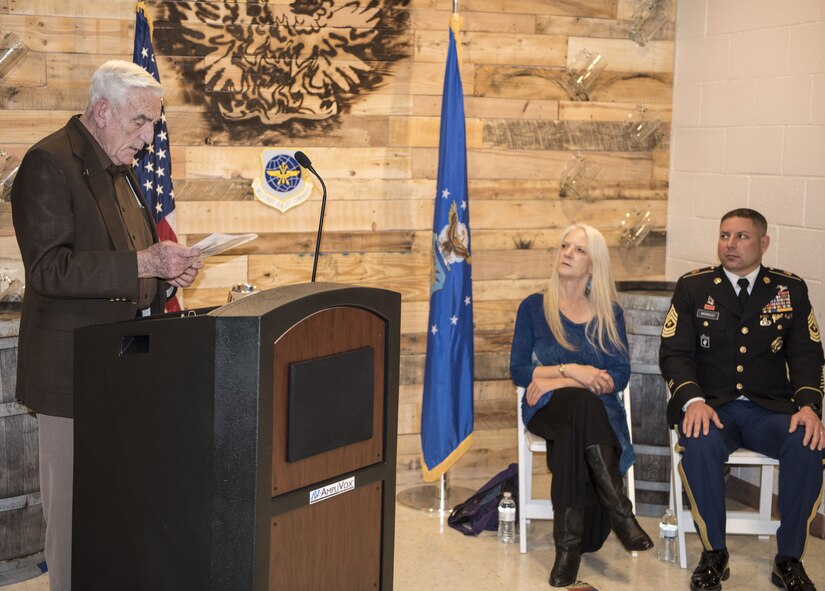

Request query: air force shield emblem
[{"left": 251, "top": 150, "right": 314, "bottom": 213}]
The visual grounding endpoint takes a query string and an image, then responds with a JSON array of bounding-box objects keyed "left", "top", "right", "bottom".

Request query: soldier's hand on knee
[
  {"left": 789, "top": 407, "right": 825, "bottom": 451},
  {"left": 682, "top": 401, "right": 724, "bottom": 438}
]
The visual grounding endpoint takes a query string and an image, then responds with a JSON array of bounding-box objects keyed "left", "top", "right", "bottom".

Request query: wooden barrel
[
  {"left": 0, "top": 307, "right": 46, "bottom": 585},
  {"left": 617, "top": 281, "right": 676, "bottom": 517}
]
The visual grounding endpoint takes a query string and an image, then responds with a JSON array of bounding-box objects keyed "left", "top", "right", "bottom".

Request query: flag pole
[{"left": 396, "top": 4, "right": 474, "bottom": 514}]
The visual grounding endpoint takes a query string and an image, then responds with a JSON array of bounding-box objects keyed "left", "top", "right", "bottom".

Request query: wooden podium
[{"left": 72, "top": 283, "right": 401, "bottom": 591}]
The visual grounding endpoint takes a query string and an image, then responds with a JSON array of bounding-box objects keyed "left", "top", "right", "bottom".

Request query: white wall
[{"left": 668, "top": 0, "right": 825, "bottom": 326}]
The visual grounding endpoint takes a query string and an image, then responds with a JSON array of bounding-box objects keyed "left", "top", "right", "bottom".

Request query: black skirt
[{"left": 526, "top": 387, "right": 621, "bottom": 553}]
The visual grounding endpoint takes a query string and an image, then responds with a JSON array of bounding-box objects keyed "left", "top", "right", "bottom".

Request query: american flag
[{"left": 132, "top": 3, "right": 181, "bottom": 312}]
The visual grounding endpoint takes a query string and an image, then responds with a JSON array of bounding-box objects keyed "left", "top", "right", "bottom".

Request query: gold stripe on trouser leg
[
  {"left": 674, "top": 429, "right": 713, "bottom": 551},
  {"left": 802, "top": 481, "right": 824, "bottom": 559}
]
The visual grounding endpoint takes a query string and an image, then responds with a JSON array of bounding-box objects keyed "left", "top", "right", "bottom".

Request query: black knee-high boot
[
  {"left": 584, "top": 444, "right": 654, "bottom": 552},
  {"left": 550, "top": 507, "right": 583, "bottom": 587}
]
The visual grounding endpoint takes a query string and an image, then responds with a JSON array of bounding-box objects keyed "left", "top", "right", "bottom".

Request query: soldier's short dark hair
[{"left": 721, "top": 208, "right": 768, "bottom": 236}]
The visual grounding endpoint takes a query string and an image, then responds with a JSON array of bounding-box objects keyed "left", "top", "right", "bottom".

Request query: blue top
[{"left": 509, "top": 293, "right": 636, "bottom": 473}]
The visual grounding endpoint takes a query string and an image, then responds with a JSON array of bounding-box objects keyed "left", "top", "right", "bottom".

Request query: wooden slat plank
[
  {"left": 481, "top": 119, "right": 666, "bottom": 151},
  {"left": 559, "top": 100, "right": 672, "bottom": 122},
  {"left": 246, "top": 252, "right": 432, "bottom": 300},
  {"left": 401, "top": 331, "right": 518, "bottom": 355},
  {"left": 473, "top": 246, "right": 665, "bottom": 282},
  {"left": 416, "top": 29, "right": 566, "bottom": 66},
  {"left": 175, "top": 199, "right": 432, "bottom": 234},
  {"left": 2, "top": 14, "right": 133, "bottom": 54},
  {"left": 0, "top": 48, "right": 45, "bottom": 87},
  {"left": 7, "top": 0, "right": 134, "bottom": 18},
  {"left": 388, "top": 116, "right": 484, "bottom": 148},
  {"left": 187, "top": 255, "right": 248, "bottom": 290},
  {"left": 154, "top": 3, "right": 408, "bottom": 31},
  {"left": 474, "top": 65, "right": 673, "bottom": 103},
  {"left": 415, "top": 148, "right": 654, "bottom": 181},
  {"left": 347, "top": 93, "right": 414, "bottom": 116},
  {"left": 434, "top": 0, "right": 617, "bottom": 18},
  {"left": 468, "top": 178, "right": 668, "bottom": 200},
  {"left": 0, "top": 237, "right": 20, "bottom": 258},
  {"left": 537, "top": 14, "right": 675, "bottom": 40},
  {"left": 392, "top": 116, "right": 672, "bottom": 151},
  {"left": 410, "top": 8, "right": 536, "bottom": 34},
  {"left": 183, "top": 146, "right": 412, "bottom": 180},
  {"left": 568, "top": 37, "right": 674, "bottom": 73},
  {"left": 173, "top": 178, "right": 436, "bottom": 202},
  {"left": 0, "top": 110, "right": 73, "bottom": 142},
  {"left": 171, "top": 177, "right": 667, "bottom": 204},
  {"left": 185, "top": 230, "right": 422, "bottom": 255},
  {"left": 176, "top": 197, "right": 667, "bottom": 234},
  {"left": 414, "top": 95, "right": 560, "bottom": 119},
  {"left": 167, "top": 111, "right": 390, "bottom": 148},
  {"left": 401, "top": 351, "right": 511, "bottom": 385}
]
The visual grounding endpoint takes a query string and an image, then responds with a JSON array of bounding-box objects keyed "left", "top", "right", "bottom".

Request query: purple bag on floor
[{"left": 447, "top": 463, "right": 518, "bottom": 536}]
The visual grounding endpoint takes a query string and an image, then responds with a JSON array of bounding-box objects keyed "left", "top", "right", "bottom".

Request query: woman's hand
[
  {"left": 525, "top": 378, "right": 556, "bottom": 406},
  {"left": 565, "top": 363, "right": 615, "bottom": 395}
]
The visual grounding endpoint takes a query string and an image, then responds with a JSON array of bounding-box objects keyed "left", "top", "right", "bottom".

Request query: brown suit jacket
[{"left": 11, "top": 116, "right": 168, "bottom": 417}]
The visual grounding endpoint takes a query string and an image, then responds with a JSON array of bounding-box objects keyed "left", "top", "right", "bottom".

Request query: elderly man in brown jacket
[{"left": 11, "top": 60, "right": 203, "bottom": 591}]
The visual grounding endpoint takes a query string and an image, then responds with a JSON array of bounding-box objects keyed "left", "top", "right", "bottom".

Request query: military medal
[
  {"left": 700, "top": 334, "right": 710, "bottom": 349},
  {"left": 762, "top": 285, "right": 793, "bottom": 314},
  {"left": 760, "top": 315, "right": 771, "bottom": 327},
  {"left": 770, "top": 337, "right": 783, "bottom": 353}
]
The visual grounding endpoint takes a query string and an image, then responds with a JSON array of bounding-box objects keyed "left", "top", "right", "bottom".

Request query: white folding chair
[
  {"left": 669, "top": 429, "right": 780, "bottom": 569},
  {"left": 517, "top": 385, "right": 637, "bottom": 554}
]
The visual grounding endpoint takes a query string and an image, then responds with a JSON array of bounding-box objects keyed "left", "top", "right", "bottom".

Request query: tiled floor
[{"left": 4, "top": 483, "right": 824, "bottom": 590}]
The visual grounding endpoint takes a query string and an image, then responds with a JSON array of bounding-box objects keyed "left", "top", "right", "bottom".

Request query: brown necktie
[{"left": 107, "top": 164, "right": 130, "bottom": 178}]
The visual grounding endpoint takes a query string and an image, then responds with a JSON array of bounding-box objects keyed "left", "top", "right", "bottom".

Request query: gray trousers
[{"left": 38, "top": 414, "right": 73, "bottom": 591}]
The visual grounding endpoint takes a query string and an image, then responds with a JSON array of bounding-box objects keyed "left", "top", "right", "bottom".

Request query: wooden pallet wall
[{"left": 0, "top": 0, "right": 674, "bottom": 488}]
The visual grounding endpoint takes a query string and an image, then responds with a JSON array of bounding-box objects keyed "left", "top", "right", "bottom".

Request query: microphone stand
[{"left": 294, "top": 151, "right": 327, "bottom": 282}]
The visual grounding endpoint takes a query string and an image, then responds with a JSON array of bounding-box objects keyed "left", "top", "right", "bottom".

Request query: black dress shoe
[
  {"left": 690, "top": 549, "right": 730, "bottom": 591},
  {"left": 771, "top": 556, "right": 816, "bottom": 591}
]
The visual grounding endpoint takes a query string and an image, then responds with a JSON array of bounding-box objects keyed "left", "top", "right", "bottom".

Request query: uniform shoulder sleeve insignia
[
  {"left": 809, "top": 309, "right": 821, "bottom": 343},
  {"left": 768, "top": 268, "right": 802, "bottom": 281},
  {"left": 662, "top": 304, "right": 678, "bottom": 338}
]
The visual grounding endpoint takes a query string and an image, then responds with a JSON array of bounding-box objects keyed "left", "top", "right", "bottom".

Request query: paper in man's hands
[{"left": 190, "top": 233, "right": 257, "bottom": 258}]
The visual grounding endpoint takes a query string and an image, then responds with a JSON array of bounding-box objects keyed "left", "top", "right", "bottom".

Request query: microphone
[{"left": 294, "top": 150, "right": 327, "bottom": 282}]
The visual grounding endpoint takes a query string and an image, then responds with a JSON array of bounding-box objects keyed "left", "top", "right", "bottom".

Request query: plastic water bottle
[
  {"left": 497, "top": 492, "right": 516, "bottom": 544},
  {"left": 657, "top": 508, "right": 678, "bottom": 564}
]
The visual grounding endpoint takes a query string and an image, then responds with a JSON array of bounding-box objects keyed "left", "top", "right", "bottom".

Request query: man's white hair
[{"left": 85, "top": 60, "right": 163, "bottom": 114}]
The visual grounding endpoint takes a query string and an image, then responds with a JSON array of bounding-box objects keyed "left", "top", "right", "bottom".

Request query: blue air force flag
[{"left": 420, "top": 16, "right": 474, "bottom": 482}]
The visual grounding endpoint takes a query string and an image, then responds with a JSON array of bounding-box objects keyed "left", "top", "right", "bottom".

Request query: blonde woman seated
[{"left": 509, "top": 224, "right": 653, "bottom": 587}]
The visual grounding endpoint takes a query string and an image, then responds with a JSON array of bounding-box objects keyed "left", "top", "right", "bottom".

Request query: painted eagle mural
[{"left": 155, "top": 0, "right": 410, "bottom": 138}]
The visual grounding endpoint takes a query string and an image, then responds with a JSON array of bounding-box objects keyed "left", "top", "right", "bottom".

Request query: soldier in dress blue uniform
[{"left": 660, "top": 209, "right": 824, "bottom": 591}]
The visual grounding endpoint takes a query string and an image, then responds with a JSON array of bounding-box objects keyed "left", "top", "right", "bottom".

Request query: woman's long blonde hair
[{"left": 543, "top": 224, "right": 626, "bottom": 353}]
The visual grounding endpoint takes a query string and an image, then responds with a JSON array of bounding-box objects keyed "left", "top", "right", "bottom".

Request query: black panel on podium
[{"left": 72, "top": 283, "right": 401, "bottom": 591}]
